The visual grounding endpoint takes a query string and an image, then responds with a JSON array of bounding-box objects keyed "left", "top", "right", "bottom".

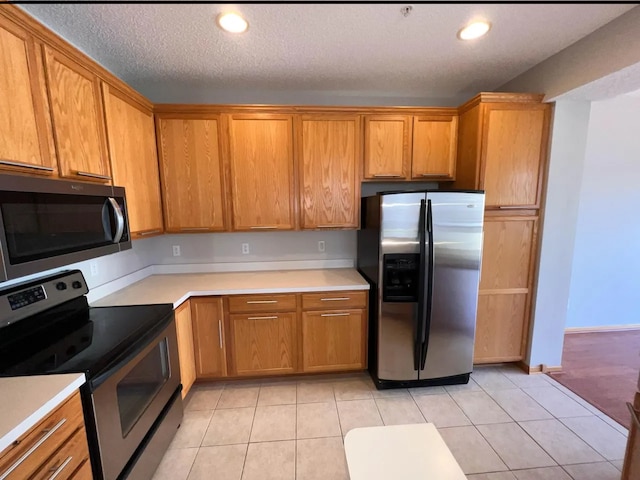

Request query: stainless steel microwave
[{"left": 0, "top": 174, "right": 131, "bottom": 282}]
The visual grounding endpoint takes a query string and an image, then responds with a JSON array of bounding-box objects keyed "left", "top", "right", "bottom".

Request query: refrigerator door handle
[
  {"left": 420, "top": 198, "right": 435, "bottom": 369},
  {"left": 414, "top": 198, "right": 427, "bottom": 371}
]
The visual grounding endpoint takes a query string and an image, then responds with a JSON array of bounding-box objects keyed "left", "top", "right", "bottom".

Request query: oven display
[{"left": 8, "top": 285, "right": 46, "bottom": 310}]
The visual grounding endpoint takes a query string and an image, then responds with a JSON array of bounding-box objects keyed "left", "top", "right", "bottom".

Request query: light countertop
[
  {"left": 92, "top": 268, "right": 369, "bottom": 308},
  {"left": 0, "top": 373, "right": 86, "bottom": 452}
]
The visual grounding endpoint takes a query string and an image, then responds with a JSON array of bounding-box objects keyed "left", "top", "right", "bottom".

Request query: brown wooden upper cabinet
[
  {"left": 0, "top": 16, "right": 56, "bottom": 176},
  {"left": 363, "top": 114, "right": 457, "bottom": 181},
  {"left": 102, "top": 84, "right": 163, "bottom": 238},
  {"left": 43, "top": 46, "right": 111, "bottom": 182},
  {"left": 227, "top": 114, "right": 296, "bottom": 231},
  {"left": 298, "top": 115, "right": 360, "bottom": 229},
  {"left": 156, "top": 115, "right": 227, "bottom": 232}
]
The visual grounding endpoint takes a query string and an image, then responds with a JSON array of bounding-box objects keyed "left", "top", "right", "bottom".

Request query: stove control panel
[{"left": 8, "top": 285, "right": 46, "bottom": 311}]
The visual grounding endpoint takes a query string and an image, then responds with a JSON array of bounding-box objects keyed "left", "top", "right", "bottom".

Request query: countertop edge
[{"left": 0, "top": 374, "right": 86, "bottom": 453}]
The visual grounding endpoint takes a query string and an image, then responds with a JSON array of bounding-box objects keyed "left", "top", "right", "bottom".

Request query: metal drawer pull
[
  {"left": 321, "top": 313, "right": 350, "bottom": 317},
  {"left": 246, "top": 300, "right": 278, "bottom": 304},
  {"left": 419, "top": 173, "right": 449, "bottom": 177},
  {"left": 247, "top": 316, "right": 278, "bottom": 320},
  {"left": 320, "top": 297, "right": 350, "bottom": 301},
  {"left": 75, "top": 171, "right": 112, "bottom": 180},
  {"left": 316, "top": 225, "right": 336, "bottom": 228},
  {"left": 250, "top": 226, "right": 277, "bottom": 229},
  {"left": 0, "top": 159, "right": 54, "bottom": 172},
  {"left": 218, "top": 319, "right": 223, "bottom": 349},
  {"left": 627, "top": 402, "right": 640, "bottom": 429},
  {"left": 48, "top": 456, "right": 73, "bottom": 480},
  {"left": 179, "top": 227, "right": 210, "bottom": 231},
  {"left": 138, "top": 229, "right": 162, "bottom": 236},
  {"left": 373, "top": 174, "right": 402, "bottom": 178},
  {"left": 0, "top": 418, "right": 67, "bottom": 480}
]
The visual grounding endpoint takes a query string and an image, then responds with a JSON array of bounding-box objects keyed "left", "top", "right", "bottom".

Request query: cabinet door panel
[
  {"left": 175, "top": 301, "right": 196, "bottom": 397},
  {"left": 102, "top": 84, "right": 163, "bottom": 237},
  {"left": 157, "top": 116, "right": 226, "bottom": 231},
  {"left": 191, "top": 298, "right": 227, "bottom": 378},
  {"left": 230, "top": 313, "right": 296, "bottom": 376},
  {"left": 363, "top": 115, "right": 410, "bottom": 180},
  {"left": 299, "top": 115, "right": 360, "bottom": 228},
  {"left": 44, "top": 46, "right": 110, "bottom": 182},
  {"left": 0, "top": 17, "right": 55, "bottom": 174},
  {"left": 411, "top": 115, "right": 457, "bottom": 180},
  {"left": 475, "top": 293, "right": 527, "bottom": 362},
  {"left": 228, "top": 114, "right": 295, "bottom": 230},
  {"left": 482, "top": 106, "right": 548, "bottom": 207},
  {"left": 302, "top": 310, "right": 365, "bottom": 372}
]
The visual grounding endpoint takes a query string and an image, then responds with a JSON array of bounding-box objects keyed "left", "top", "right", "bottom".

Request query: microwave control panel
[{"left": 8, "top": 285, "right": 46, "bottom": 311}]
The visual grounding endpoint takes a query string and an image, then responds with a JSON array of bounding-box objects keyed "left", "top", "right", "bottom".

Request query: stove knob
[
  {"left": 72, "top": 281, "right": 83, "bottom": 289},
  {"left": 56, "top": 282, "right": 67, "bottom": 291}
]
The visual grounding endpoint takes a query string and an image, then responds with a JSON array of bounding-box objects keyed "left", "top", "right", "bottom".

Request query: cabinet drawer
[
  {"left": 301, "top": 291, "right": 367, "bottom": 310},
  {"left": 32, "top": 427, "right": 89, "bottom": 480},
  {"left": 0, "top": 392, "right": 84, "bottom": 480},
  {"left": 70, "top": 460, "right": 92, "bottom": 480},
  {"left": 228, "top": 294, "right": 296, "bottom": 313}
]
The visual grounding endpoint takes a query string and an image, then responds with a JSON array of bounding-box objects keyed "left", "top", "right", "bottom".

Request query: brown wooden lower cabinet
[
  {"left": 191, "top": 297, "right": 227, "bottom": 379},
  {"left": 475, "top": 293, "right": 528, "bottom": 362},
  {"left": 174, "top": 300, "right": 196, "bottom": 397}
]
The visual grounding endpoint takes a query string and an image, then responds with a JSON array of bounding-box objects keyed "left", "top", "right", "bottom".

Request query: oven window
[{"left": 116, "top": 338, "right": 170, "bottom": 436}]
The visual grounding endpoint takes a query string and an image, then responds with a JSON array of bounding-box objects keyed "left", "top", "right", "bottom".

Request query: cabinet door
[
  {"left": 302, "top": 309, "right": 366, "bottom": 372},
  {"left": 102, "top": 84, "right": 163, "bottom": 237},
  {"left": 298, "top": 115, "right": 360, "bottom": 229},
  {"left": 481, "top": 104, "right": 550, "bottom": 208},
  {"left": 43, "top": 46, "right": 111, "bottom": 182},
  {"left": 363, "top": 115, "right": 411, "bottom": 180},
  {"left": 475, "top": 214, "right": 538, "bottom": 362},
  {"left": 411, "top": 115, "right": 457, "bottom": 180},
  {"left": 156, "top": 116, "right": 227, "bottom": 232},
  {"left": 230, "top": 312, "right": 297, "bottom": 376},
  {"left": 191, "top": 297, "right": 227, "bottom": 379},
  {"left": 0, "top": 17, "right": 55, "bottom": 175},
  {"left": 227, "top": 114, "right": 295, "bottom": 230},
  {"left": 174, "top": 301, "right": 196, "bottom": 398}
]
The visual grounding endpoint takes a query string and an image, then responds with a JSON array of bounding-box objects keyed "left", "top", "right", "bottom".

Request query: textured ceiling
[{"left": 19, "top": 3, "right": 636, "bottom": 104}]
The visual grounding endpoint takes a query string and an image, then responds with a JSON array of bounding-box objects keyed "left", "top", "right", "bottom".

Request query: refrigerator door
[
  {"left": 420, "top": 191, "right": 484, "bottom": 380},
  {"left": 377, "top": 192, "right": 426, "bottom": 381}
]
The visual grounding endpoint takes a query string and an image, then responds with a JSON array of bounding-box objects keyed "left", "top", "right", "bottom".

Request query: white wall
[{"left": 565, "top": 95, "right": 640, "bottom": 328}]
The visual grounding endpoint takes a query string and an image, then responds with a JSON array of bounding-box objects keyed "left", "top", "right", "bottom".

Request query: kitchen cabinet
[
  {"left": 298, "top": 114, "right": 360, "bottom": 229},
  {"left": 227, "top": 114, "right": 296, "bottom": 231},
  {"left": 0, "top": 16, "right": 56, "bottom": 176},
  {"left": 191, "top": 297, "right": 227, "bottom": 379},
  {"left": 174, "top": 301, "right": 196, "bottom": 397},
  {"left": 411, "top": 115, "right": 457, "bottom": 180},
  {"left": 102, "top": 83, "right": 163, "bottom": 238},
  {"left": 156, "top": 115, "right": 227, "bottom": 232},
  {"left": 43, "top": 46, "right": 111, "bottom": 183},
  {"left": 363, "top": 115, "right": 411, "bottom": 180},
  {"left": 475, "top": 212, "right": 538, "bottom": 363}
]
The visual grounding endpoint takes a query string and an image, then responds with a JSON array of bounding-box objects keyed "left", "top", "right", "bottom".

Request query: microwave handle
[{"left": 107, "top": 197, "right": 125, "bottom": 243}]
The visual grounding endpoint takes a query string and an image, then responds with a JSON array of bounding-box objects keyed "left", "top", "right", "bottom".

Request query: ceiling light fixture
[
  {"left": 457, "top": 21, "right": 491, "bottom": 40},
  {"left": 216, "top": 12, "right": 248, "bottom": 34}
]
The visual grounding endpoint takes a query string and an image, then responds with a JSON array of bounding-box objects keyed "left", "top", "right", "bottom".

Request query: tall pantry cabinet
[{"left": 454, "top": 94, "right": 551, "bottom": 365}]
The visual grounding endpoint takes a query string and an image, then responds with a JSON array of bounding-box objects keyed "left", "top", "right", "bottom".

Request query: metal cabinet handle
[
  {"left": 47, "top": 456, "right": 73, "bottom": 480},
  {"left": 372, "top": 174, "right": 402, "bottom": 178},
  {"left": 179, "top": 227, "right": 210, "bottom": 231},
  {"left": 627, "top": 402, "right": 640, "bottom": 429},
  {"left": 0, "top": 159, "right": 54, "bottom": 172},
  {"left": 218, "top": 320, "right": 223, "bottom": 349},
  {"left": 0, "top": 418, "right": 67, "bottom": 480},
  {"left": 138, "top": 229, "right": 162, "bottom": 236},
  {"left": 246, "top": 300, "right": 278, "bottom": 304},
  {"left": 316, "top": 225, "right": 336, "bottom": 228},
  {"left": 247, "top": 316, "right": 278, "bottom": 320},
  {"left": 320, "top": 297, "right": 350, "bottom": 301},
  {"left": 75, "top": 171, "right": 112, "bottom": 180},
  {"left": 419, "top": 173, "right": 449, "bottom": 177},
  {"left": 250, "top": 226, "right": 277, "bottom": 230},
  {"left": 321, "top": 313, "right": 350, "bottom": 317}
]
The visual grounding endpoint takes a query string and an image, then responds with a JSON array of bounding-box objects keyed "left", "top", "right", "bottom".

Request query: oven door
[{"left": 90, "top": 319, "right": 181, "bottom": 480}]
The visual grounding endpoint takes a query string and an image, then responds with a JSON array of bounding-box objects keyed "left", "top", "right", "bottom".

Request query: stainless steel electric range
[{"left": 0, "top": 270, "right": 183, "bottom": 480}]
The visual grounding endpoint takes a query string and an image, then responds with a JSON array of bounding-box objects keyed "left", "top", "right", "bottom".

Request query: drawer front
[
  {"left": 70, "top": 460, "right": 92, "bottom": 480},
  {"left": 228, "top": 294, "right": 296, "bottom": 313},
  {"left": 302, "top": 291, "right": 367, "bottom": 310},
  {"left": 0, "top": 392, "right": 84, "bottom": 480},
  {"left": 32, "top": 427, "right": 89, "bottom": 480}
]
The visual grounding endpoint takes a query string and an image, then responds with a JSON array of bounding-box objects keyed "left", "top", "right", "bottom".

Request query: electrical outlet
[
  {"left": 242, "top": 243, "right": 250, "bottom": 254},
  {"left": 90, "top": 261, "right": 98, "bottom": 277},
  {"left": 318, "top": 240, "right": 326, "bottom": 253},
  {"left": 172, "top": 245, "right": 181, "bottom": 257}
]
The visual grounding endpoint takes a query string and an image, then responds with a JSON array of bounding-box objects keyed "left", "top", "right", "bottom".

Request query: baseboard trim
[
  {"left": 519, "top": 361, "right": 562, "bottom": 374},
  {"left": 565, "top": 324, "right": 640, "bottom": 334}
]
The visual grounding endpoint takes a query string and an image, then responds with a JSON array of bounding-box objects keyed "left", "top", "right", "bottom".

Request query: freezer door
[
  {"left": 420, "top": 191, "right": 484, "bottom": 380},
  {"left": 377, "top": 192, "right": 425, "bottom": 381}
]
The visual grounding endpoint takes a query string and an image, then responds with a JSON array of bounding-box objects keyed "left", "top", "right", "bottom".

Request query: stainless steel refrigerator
[{"left": 357, "top": 190, "right": 485, "bottom": 388}]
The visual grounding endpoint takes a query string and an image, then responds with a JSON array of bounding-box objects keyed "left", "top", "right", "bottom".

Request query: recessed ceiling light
[
  {"left": 457, "top": 21, "right": 491, "bottom": 40},
  {"left": 216, "top": 12, "right": 248, "bottom": 34}
]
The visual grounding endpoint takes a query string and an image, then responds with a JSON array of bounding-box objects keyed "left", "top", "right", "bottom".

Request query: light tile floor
[{"left": 152, "top": 365, "right": 628, "bottom": 480}]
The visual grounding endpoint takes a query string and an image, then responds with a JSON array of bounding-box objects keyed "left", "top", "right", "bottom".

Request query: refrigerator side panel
[
  {"left": 377, "top": 192, "right": 425, "bottom": 381},
  {"left": 420, "top": 191, "right": 484, "bottom": 380}
]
